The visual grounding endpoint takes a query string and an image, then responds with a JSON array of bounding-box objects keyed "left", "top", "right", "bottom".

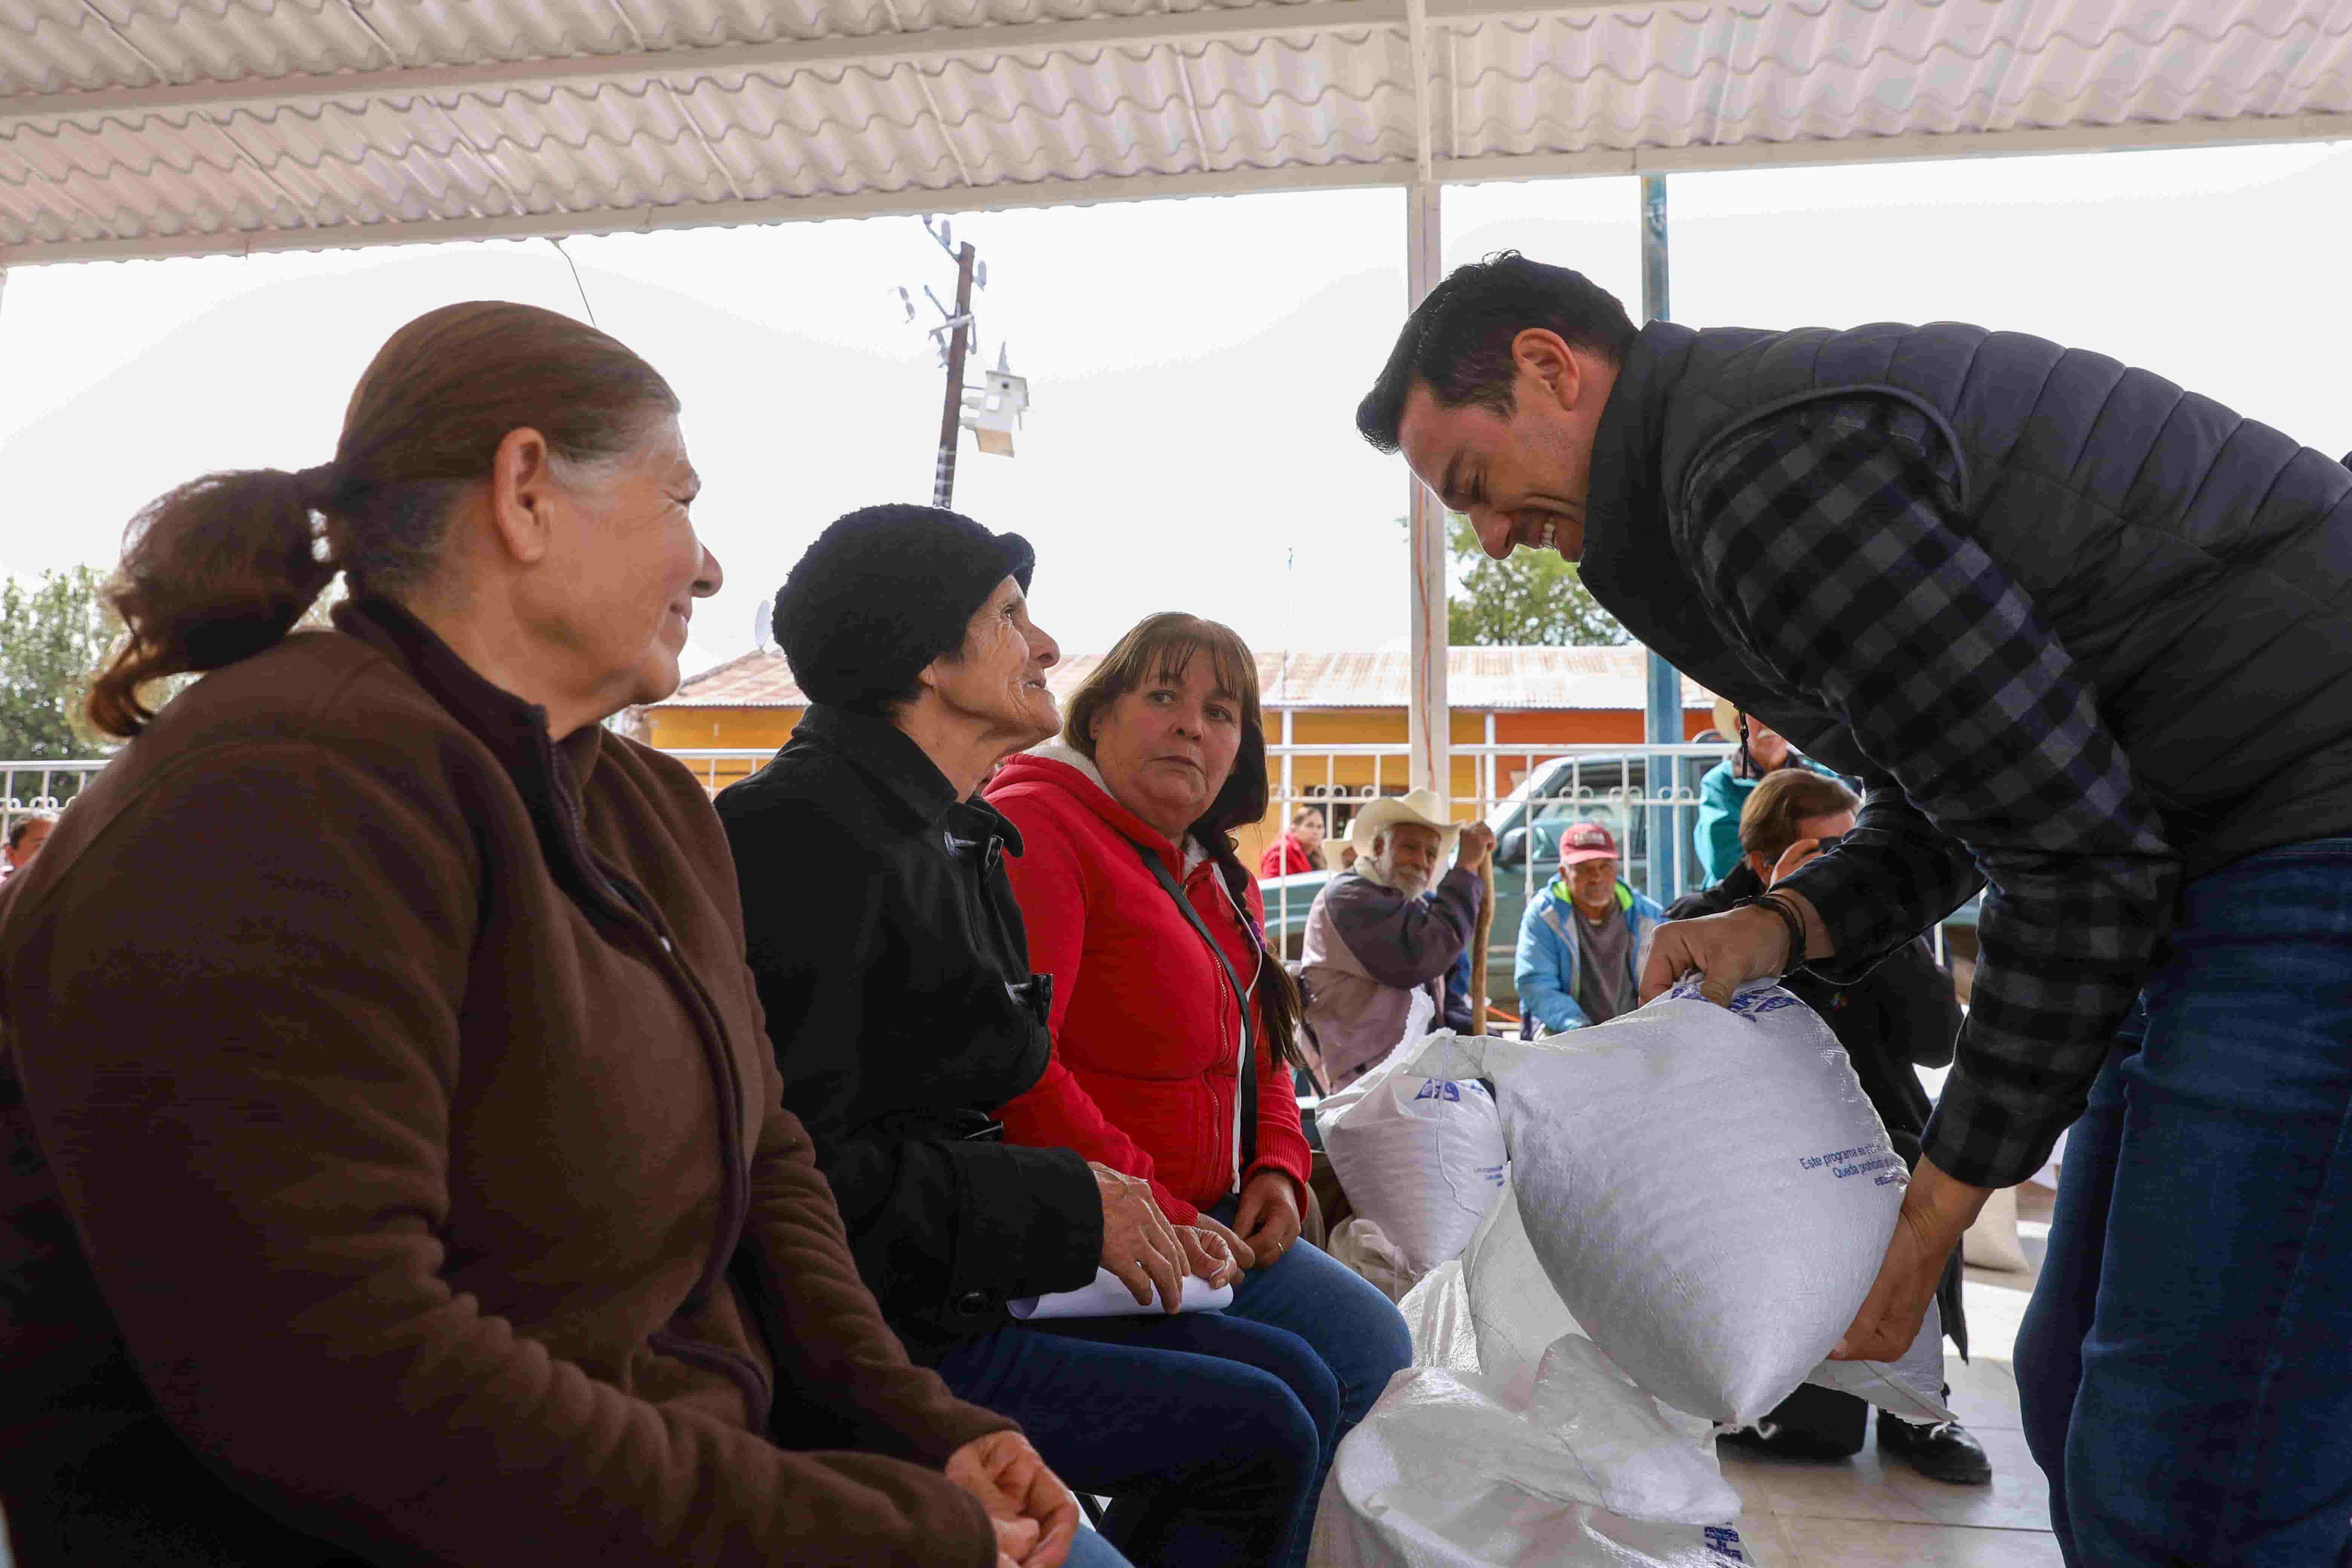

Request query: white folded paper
[{"left": 1007, "top": 1268, "right": 1235, "bottom": 1321}]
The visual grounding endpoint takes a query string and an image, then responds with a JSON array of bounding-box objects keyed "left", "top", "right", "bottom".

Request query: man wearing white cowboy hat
[{"left": 1298, "top": 790, "right": 1495, "bottom": 1090}]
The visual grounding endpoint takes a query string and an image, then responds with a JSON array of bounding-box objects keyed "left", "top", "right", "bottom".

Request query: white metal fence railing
[
  {"left": 659, "top": 748, "right": 788, "bottom": 795},
  {"left": 652, "top": 739, "right": 1742, "bottom": 913},
  {"left": 1, "top": 761, "right": 110, "bottom": 838}
]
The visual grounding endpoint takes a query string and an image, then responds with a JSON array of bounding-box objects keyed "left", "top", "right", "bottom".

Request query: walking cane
[{"left": 1469, "top": 853, "right": 1497, "bottom": 1037}]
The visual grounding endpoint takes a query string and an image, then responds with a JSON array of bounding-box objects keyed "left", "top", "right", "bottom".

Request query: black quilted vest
[{"left": 1579, "top": 320, "right": 2352, "bottom": 881}]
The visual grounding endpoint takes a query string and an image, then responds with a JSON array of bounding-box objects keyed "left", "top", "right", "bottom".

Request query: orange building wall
[{"left": 646, "top": 705, "right": 803, "bottom": 795}]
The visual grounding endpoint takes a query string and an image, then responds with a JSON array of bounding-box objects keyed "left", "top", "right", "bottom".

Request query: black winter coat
[
  {"left": 717, "top": 706, "right": 1102, "bottom": 1360},
  {"left": 1668, "top": 863, "right": 1968, "bottom": 1356}
]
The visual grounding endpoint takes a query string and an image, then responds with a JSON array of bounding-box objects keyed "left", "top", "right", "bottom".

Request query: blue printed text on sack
[{"left": 1797, "top": 1146, "right": 1903, "bottom": 1182}]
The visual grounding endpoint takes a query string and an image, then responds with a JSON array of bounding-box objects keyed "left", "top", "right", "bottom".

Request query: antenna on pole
[{"left": 897, "top": 218, "right": 1033, "bottom": 506}]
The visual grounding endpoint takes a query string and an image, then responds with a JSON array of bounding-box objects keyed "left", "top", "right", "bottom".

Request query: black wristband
[{"left": 1736, "top": 891, "right": 1807, "bottom": 978}]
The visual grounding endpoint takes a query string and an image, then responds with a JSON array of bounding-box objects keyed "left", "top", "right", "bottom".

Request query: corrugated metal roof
[
  {"left": 657, "top": 642, "right": 1718, "bottom": 709},
  {"left": 4, "top": 0, "right": 2346, "bottom": 263}
]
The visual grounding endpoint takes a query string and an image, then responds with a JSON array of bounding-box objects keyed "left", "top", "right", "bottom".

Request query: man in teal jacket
[{"left": 1513, "top": 822, "right": 1664, "bottom": 1035}]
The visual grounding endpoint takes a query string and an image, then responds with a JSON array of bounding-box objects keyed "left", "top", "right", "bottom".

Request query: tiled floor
[{"left": 1723, "top": 1182, "right": 2061, "bottom": 1568}]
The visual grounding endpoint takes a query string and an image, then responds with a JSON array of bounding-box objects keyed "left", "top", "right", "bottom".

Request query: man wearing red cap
[{"left": 1511, "top": 822, "right": 1663, "bottom": 1035}]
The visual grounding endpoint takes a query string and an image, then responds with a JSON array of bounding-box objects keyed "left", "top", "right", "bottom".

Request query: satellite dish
[{"left": 753, "top": 597, "right": 775, "bottom": 653}]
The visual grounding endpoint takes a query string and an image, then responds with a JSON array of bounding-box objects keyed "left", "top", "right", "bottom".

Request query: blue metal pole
[{"left": 1638, "top": 173, "right": 1684, "bottom": 900}]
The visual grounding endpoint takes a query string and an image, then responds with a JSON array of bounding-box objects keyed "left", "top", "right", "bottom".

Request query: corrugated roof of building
[
  {"left": 657, "top": 641, "right": 1718, "bottom": 709},
  {"left": 5, "top": 0, "right": 2346, "bottom": 263}
]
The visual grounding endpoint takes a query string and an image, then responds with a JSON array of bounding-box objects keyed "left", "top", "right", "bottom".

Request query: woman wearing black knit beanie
[{"left": 718, "top": 505, "right": 1321, "bottom": 1566}]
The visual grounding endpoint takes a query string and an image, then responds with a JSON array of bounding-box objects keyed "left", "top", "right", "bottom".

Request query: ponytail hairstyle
[
  {"left": 86, "top": 302, "right": 680, "bottom": 738},
  {"left": 1061, "top": 612, "right": 1310, "bottom": 1075}
]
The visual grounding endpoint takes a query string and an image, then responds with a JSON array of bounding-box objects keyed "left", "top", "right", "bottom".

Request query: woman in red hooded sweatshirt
[{"left": 986, "top": 613, "right": 1412, "bottom": 1568}]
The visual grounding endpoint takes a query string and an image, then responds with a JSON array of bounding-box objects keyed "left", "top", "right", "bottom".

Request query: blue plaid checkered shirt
[{"left": 1680, "top": 397, "right": 2180, "bottom": 1190}]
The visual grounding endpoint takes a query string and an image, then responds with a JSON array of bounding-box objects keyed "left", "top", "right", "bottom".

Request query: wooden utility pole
[
  {"left": 1469, "top": 858, "right": 1496, "bottom": 1035},
  {"left": 932, "top": 240, "right": 977, "bottom": 508}
]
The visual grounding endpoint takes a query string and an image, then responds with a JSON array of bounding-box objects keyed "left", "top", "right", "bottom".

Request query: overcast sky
[{"left": 2, "top": 138, "right": 2347, "bottom": 676}]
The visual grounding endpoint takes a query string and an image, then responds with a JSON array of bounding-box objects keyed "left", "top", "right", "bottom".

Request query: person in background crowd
[
  {"left": 1693, "top": 700, "right": 1840, "bottom": 884},
  {"left": 1513, "top": 821, "right": 1662, "bottom": 1035},
  {"left": 1296, "top": 789, "right": 1494, "bottom": 1089},
  {"left": 717, "top": 508, "right": 1305, "bottom": 1567},
  {"left": 1, "top": 811, "right": 56, "bottom": 879},
  {"left": 1360, "top": 250, "right": 2352, "bottom": 1567},
  {"left": 0, "top": 303, "right": 1083, "bottom": 1568},
  {"left": 986, "top": 614, "right": 1415, "bottom": 1568},
  {"left": 1673, "top": 770, "right": 1989, "bottom": 1485},
  {"left": 1258, "top": 805, "right": 1328, "bottom": 877}
]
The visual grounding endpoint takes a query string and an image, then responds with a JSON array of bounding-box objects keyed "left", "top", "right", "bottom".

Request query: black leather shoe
[
  {"left": 1717, "top": 1423, "right": 1862, "bottom": 1463},
  {"left": 1876, "top": 1412, "right": 1992, "bottom": 1484}
]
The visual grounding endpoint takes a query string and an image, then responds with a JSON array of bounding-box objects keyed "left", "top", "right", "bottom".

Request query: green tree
[
  {"left": 1442, "top": 514, "right": 1625, "bottom": 646},
  {"left": 0, "top": 566, "right": 119, "bottom": 760}
]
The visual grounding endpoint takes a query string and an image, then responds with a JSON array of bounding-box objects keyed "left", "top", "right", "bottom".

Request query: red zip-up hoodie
[{"left": 985, "top": 744, "right": 1311, "bottom": 1226}]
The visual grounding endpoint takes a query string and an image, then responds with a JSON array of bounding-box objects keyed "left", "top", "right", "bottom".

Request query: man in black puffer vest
[{"left": 1357, "top": 253, "right": 2352, "bottom": 1568}]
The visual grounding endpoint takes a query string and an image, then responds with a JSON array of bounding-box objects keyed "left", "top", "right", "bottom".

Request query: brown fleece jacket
[{"left": 0, "top": 598, "right": 1011, "bottom": 1566}]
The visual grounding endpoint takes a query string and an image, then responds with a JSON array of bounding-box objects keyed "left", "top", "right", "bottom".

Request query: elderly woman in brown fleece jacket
[{"left": 0, "top": 303, "right": 1118, "bottom": 1568}]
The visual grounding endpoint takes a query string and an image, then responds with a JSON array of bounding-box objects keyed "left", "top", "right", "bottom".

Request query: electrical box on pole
[{"left": 962, "top": 347, "right": 1030, "bottom": 457}]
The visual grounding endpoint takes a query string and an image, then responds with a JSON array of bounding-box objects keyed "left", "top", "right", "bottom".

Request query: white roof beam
[
  {"left": 10, "top": 110, "right": 2349, "bottom": 268},
  {"left": 1404, "top": 0, "right": 1436, "bottom": 183},
  {"left": 1447, "top": 111, "right": 2352, "bottom": 184},
  {"left": 0, "top": 0, "right": 1647, "bottom": 134}
]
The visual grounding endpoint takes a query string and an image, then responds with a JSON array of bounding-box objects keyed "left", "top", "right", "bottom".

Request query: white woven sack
[
  {"left": 1396, "top": 1258, "right": 1481, "bottom": 1377},
  {"left": 1406, "top": 977, "right": 1927, "bottom": 1424},
  {"left": 1306, "top": 1341, "right": 1753, "bottom": 1568},
  {"left": 1326, "top": 1216, "right": 1419, "bottom": 1303},
  {"left": 1469, "top": 1166, "right": 1952, "bottom": 1423},
  {"left": 1459, "top": 1168, "right": 1582, "bottom": 1406},
  {"left": 1807, "top": 1299, "right": 1955, "bottom": 1424},
  {"left": 1318, "top": 1035, "right": 1507, "bottom": 1277},
  {"left": 1963, "top": 1182, "right": 2031, "bottom": 1272}
]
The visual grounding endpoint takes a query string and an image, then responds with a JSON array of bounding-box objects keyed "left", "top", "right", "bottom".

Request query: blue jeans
[
  {"left": 934, "top": 1307, "right": 1321, "bottom": 1566},
  {"left": 2013, "top": 839, "right": 2352, "bottom": 1567},
  {"left": 937, "top": 1207, "right": 1410, "bottom": 1568},
  {"left": 1065, "top": 1524, "right": 1133, "bottom": 1568},
  {"left": 1202, "top": 1197, "right": 1414, "bottom": 1565}
]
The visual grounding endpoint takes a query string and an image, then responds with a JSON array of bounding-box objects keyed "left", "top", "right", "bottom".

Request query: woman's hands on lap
[
  {"left": 946, "top": 1432, "right": 1079, "bottom": 1568},
  {"left": 1178, "top": 1225, "right": 1241, "bottom": 1289},
  {"left": 1091, "top": 1161, "right": 1187, "bottom": 1312},
  {"left": 1233, "top": 1170, "right": 1302, "bottom": 1267},
  {"left": 1191, "top": 1212, "right": 1258, "bottom": 1271}
]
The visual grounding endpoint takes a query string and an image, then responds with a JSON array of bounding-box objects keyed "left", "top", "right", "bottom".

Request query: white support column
[{"left": 1405, "top": 179, "right": 1450, "bottom": 800}]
